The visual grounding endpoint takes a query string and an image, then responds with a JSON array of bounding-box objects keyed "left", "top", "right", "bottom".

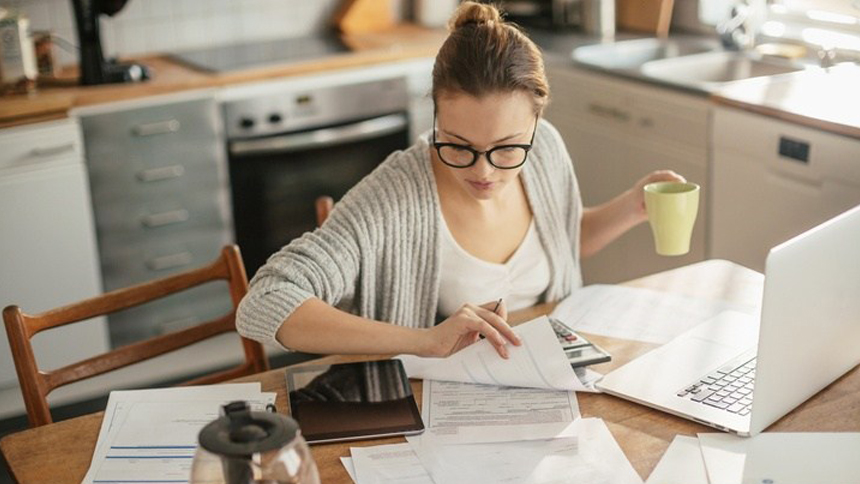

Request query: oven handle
[{"left": 228, "top": 113, "right": 408, "bottom": 156}]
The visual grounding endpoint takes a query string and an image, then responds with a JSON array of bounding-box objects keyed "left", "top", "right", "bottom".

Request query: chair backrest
[
  {"left": 316, "top": 196, "right": 334, "bottom": 226},
  {"left": 3, "top": 245, "right": 268, "bottom": 427}
]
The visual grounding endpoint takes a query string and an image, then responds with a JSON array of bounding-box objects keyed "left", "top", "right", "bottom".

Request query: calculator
[{"left": 549, "top": 317, "right": 612, "bottom": 368}]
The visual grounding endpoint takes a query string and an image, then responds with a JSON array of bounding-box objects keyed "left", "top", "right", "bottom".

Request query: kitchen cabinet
[
  {"left": 78, "top": 93, "right": 234, "bottom": 347},
  {"left": 0, "top": 119, "right": 110, "bottom": 390},
  {"left": 710, "top": 106, "right": 860, "bottom": 272},
  {"left": 544, "top": 63, "right": 710, "bottom": 283}
]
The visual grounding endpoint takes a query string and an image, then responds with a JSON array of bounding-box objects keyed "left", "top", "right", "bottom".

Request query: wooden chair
[
  {"left": 315, "top": 195, "right": 334, "bottom": 226},
  {"left": 3, "top": 245, "right": 269, "bottom": 427}
]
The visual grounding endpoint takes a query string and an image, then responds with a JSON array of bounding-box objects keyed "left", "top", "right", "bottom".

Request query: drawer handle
[
  {"left": 132, "top": 119, "right": 181, "bottom": 137},
  {"left": 141, "top": 209, "right": 190, "bottom": 228},
  {"left": 30, "top": 142, "right": 76, "bottom": 157},
  {"left": 587, "top": 102, "right": 630, "bottom": 122},
  {"left": 146, "top": 251, "right": 193, "bottom": 271},
  {"left": 137, "top": 165, "right": 186, "bottom": 182}
]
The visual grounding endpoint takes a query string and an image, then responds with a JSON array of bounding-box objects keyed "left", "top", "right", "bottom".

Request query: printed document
[
  {"left": 551, "top": 284, "right": 754, "bottom": 344},
  {"left": 350, "top": 443, "right": 433, "bottom": 484},
  {"left": 421, "top": 379, "right": 580, "bottom": 443},
  {"left": 398, "top": 316, "right": 587, "bottom": 391},
  {"left": 406, "top": 418, "right": 642, "bottom": 484},
  {"left": 82, "top": 384, "right": 275, "bottom": 484}
]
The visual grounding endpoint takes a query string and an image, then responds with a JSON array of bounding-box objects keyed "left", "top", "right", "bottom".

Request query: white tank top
[{"left": 437, "top": 216, "right": 551, "bottom": 318}]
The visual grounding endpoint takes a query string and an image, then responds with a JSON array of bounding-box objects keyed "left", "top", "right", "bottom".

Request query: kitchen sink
[
  {"left": 571, "top": 37, "right": 814, "bottom": 92},
  {"left": 640, "top": 51, "right": 807, "bottom": 90},
  {"left": 572, "top": 37, "right": 721, "bottom": 71}
]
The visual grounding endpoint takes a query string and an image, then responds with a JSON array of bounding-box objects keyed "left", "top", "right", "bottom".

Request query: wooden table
[{"left": 3, "top": 260, "right": 859, "bottom": 483}]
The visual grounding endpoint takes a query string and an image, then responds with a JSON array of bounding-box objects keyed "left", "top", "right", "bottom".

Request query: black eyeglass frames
[{"left": 431, "top": 113, "right": 539, "bottom": 170}]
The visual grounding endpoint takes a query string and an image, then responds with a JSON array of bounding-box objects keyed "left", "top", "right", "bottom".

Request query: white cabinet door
[
  {"left": 545, "top": 64, "right": 710, "bottom": 283},
  {"left": 0, "top": 119, "right": 109, "bottom": 390}
]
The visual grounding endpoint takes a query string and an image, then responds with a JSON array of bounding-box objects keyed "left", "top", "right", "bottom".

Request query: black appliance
[
  {"left": 70, "top": 0, "right": 150, "bottom": 85},
  {"left": 223, "top": 76, "right": 411, "bottom": 275}
]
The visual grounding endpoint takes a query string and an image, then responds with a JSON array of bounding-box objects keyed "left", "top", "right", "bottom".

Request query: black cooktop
[{"left": 170, "top": 34, "right": 351, "bottom": 73}]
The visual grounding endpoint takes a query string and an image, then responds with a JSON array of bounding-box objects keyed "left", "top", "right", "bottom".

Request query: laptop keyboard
[{"left": 676, "top": 354, "right": 757, "bottom": 416}]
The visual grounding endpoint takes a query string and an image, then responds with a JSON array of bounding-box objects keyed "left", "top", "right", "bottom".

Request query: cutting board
[
  {"left": 334, "top": 0, "right": 394, "bottom": 34},
  {"left": 616, "top": 0, "right": 675, "bottom": 37}
]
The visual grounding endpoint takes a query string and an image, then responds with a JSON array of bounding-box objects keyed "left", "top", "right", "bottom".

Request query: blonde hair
[{"left": 432, "top": 2, "right": 550, "bottom": 113}]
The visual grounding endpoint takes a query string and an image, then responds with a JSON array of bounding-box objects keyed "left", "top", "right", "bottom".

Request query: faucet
[
  {"left": 818, "top": 48, "right": 837, "bottom": 68},
  {"left": 717, "top": 3, "right": 752, "bottom": 51}
]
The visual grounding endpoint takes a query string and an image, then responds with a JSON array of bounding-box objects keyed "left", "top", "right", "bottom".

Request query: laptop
[{"left": 596, "top": 204, "right": 860, "bottom": 436}]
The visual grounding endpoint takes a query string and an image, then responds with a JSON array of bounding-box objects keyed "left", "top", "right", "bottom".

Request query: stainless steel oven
[{"left": 224, "top": 77, "right": 410, "bottom": 275}]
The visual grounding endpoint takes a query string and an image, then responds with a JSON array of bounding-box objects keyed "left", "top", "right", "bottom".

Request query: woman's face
[{"left": 432, "top": 91, "right": 537, "bottom": 202}]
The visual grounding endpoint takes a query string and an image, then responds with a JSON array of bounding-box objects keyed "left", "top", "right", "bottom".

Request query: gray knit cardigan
[{"left": 236, "top": 119, "right": 583, "bottom": 349}]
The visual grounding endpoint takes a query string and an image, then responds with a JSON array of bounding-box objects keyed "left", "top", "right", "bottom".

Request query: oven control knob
[
  {"left": 268, "top": 113, "right": 283, "bottom": 124},
  {"left": 239, "top": 117, "right": 255, "bottom": 129}
]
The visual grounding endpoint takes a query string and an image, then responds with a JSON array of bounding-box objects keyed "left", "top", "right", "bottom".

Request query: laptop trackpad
[{"left": 598, "top": 311, "right": 758, "bottom": 399}]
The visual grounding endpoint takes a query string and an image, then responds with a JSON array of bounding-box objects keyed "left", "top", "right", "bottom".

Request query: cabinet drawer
[
  {"left": 99, "top": 228, "right": 232, "bottom": 291},
  {"left": 549, "top": 67, "right": 636, "bottom": 132},
  {"left": 93, "top": 189, "right": 230, "bottom": 249},
  {"left": 81, "top": 99, "right": 220, "bottom": 168},
  {"left": 631, "top": 91, "right": 709, "bottom": 151},
  {"left": 87, "top": 144, "right": 228, "bottom": 207},
  {"left": 106, "top": 282, "right": 232, "bottom": 347},
  {"left": 0, "top": 118, "right": 83, "bottom": 171}
]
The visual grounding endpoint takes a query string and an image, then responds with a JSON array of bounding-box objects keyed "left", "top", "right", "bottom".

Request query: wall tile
[{"left": 6, "top": 0, "right": 386, "bottom": 65}]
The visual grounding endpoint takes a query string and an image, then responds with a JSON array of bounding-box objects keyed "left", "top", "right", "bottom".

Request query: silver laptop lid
[{"left": 750, "top": 204, "right": 860, "bottom": 435}]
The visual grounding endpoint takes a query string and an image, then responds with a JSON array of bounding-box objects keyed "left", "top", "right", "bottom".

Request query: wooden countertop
[
  {"left": 0, "top": 24, "right": 447, "bottom": 128},
  {"left": 711, "top": 63, "right": 860, "bottom": 139}
]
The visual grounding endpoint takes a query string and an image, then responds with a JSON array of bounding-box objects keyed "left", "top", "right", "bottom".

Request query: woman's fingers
[
  {"left": 466, "top": 318, "right": 510, "bottom": 358},
  {"left": 471, "top": 304, "right": 521, "bottom": 346}
]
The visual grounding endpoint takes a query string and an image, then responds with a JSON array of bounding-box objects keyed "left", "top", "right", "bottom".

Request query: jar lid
[{"left": 198, "top": 401, "right": 299, "bottom": 458}]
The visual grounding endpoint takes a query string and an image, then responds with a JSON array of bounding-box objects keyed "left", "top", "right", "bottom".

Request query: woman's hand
[
  {"left": 420, "top": 300, "right": 522, "bottom": 359},
  {"left": 626, "top": 170, "right": 686, "bottom": 224}
]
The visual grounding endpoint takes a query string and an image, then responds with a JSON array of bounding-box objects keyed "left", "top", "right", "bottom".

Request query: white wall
[{"left": 0, "top": 0, "right": 405, "bottom": 68}]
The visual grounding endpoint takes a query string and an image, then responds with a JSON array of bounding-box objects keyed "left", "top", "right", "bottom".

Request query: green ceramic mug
[{"left": 644, "top": 181, "right": 700, "bottom": 256}]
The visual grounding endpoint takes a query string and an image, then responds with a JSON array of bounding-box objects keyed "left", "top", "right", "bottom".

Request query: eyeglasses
[{"left": 431, "top": 112, "right": 539, "bottom": 170}]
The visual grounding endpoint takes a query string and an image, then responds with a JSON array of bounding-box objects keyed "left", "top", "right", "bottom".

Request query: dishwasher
[
  {"left": 710, "top": 106, "right": 860, "bottom": 272},
  {"left": 0, "top": 119, "right": 109, "bottom": 391}
]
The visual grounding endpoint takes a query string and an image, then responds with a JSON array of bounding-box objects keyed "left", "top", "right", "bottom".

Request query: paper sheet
[
  {"left": 350, "top": 443, "right": 433, "bottom": 484},
  {"left": 398, "top": 316, "right": 586, "bottom": 391},
  {"left": 699, "top": 432, "right": 860, "bottom": 484},
  {"left": 341, "top": 457, "right": 357, "bottom": 483},
  {"left": 82, "top": 384, "right": 275, "bottom": 484},
  {"left": 551, "top": 284, "right": 755, "bottom": 344},
  {"left": 421, "top": 379, "right": 580, "bottom": 443},
  {"left": 645, "top": 435, "right": 708, "bottom": 484},
  {"left": 406, "top": 418, "right": 642, "bottom": 484}
]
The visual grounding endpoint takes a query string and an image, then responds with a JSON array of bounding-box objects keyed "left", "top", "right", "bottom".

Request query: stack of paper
[
  {"left": 551, "top": 284, "right": 757, "bottom": 345},
  {"left": 81, "top": 383, "right": 276, "bottom": 484},
  {"left": 646, "top": 432, "right": 860, "bottom": 484},
  {"left": 343, "top": 417, "right": 641, "bottom": 484},
  {"left": 341, "top": 317, "right": 643, "bottom": 484}
]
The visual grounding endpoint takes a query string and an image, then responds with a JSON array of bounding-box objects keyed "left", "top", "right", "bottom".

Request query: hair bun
[{"left": 449, "top": 2, "right": 502, "bottom": 30}]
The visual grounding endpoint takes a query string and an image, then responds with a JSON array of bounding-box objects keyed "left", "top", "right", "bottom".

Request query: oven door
[{"left": 228, "top": 112, "right": 410, "bottom": 276}]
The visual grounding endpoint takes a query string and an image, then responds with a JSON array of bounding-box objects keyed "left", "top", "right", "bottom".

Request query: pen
[{"left": 491, "top": 298, "right": 503, "bottom": 315}]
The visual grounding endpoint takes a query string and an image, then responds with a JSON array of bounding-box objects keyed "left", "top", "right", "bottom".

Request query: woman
[{"left": 236, "top": 2, "right": 683, "bottom": 359}]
